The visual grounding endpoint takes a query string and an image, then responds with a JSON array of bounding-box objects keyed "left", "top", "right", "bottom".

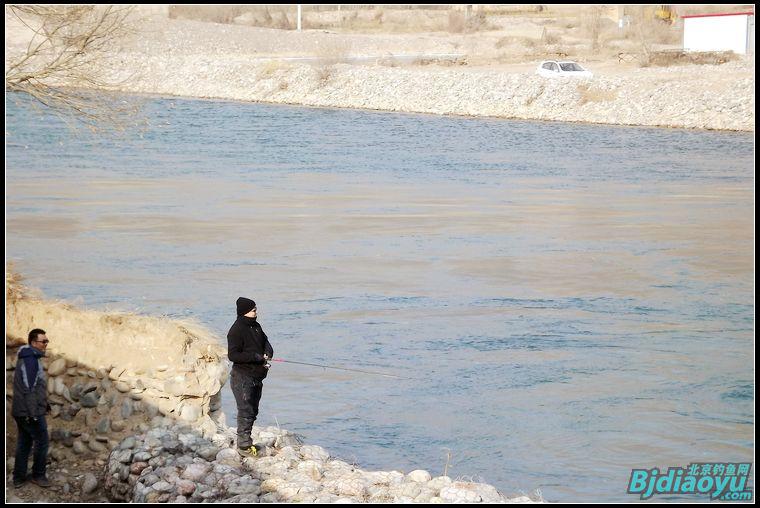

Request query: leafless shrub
[
  {"left": 168, "top": 5, "right": 248, "bottom": 24},
  {"left": 495, "top": 36, "right": 510, "bottom": 49},
  {"left": 5, "top": 5, "right": 145, "bottom": 132},
  {"left": 342, "top": 10, "right": 359, "bottom": 28},
  {"left": 580, "top": 6, "right": 603, "bottom": 52},
  {"left": 261, "top": 6, "right": 273, "bottom": 25},
  {"left": 278, "top": 80, "right": 288, "bottom": 91},
  {"left": 312, "top": 38, "right": 350, "bottom": 85},
  {"left": 448, "top": 11, "right": 466, "bottom": 33},
  {"left": 447, "top": 10, "right": 496, "bottom": 34},
  {"left": 315, "top": 65, "right": 334, "bottom": 87},
  {"left": 275, "top": 11, "right": 293, "bottom": 30},
  {"left": 467, "top": 12, "right": 494, "bottom": 32},
  {"left": 541, "top": 28, "right": 561, "bottom": 45},
  {"left": 169, "top": 5, "right": 302, "bottom": 31}
]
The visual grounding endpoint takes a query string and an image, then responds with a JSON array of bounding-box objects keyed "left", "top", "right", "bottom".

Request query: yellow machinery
[{"left": 654, "top": 5, "right": 677, "bottom": 24}]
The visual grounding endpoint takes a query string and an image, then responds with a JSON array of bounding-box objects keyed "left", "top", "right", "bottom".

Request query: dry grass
[
  {"left": 259, "top": 7, "right": 501, "bottom": 34},
  {"left": 479, "top": 5, "right": 548, "bottom": 15},
  {"left": 311, "top": 37, "right": 351, "bottom": 85},
  {"left": 447, "top": 10, "right": 498, "bottom": 34},
  {"left": 315, "top": 65, "right": 334, "bottom": 86},
  {"left": 5, "top": 265, "right": 29, "bottom": 305},
  {"left": 5, "top": 265, "right": 225, "bottom": 372},
  {"left": 257, "top": 60, "right": 289, "bottom": 81},
  {"left": 169, "top": 5, "right": 294, "bottom": 29},
  {"left": 577, "top": 83, "right": 618, "bottom": 104},
  {"left": 412, "top": 56, "right": 467, "bottom": 66},
  {"left": 274, "top": 10, "right": 293, "bottom": 30},
  {"left": 642, "top": 50, "right": 739, "bottom": 68},
  {"left": 168, "top": 5, "right": 249, "bottom": 24},
  {"left": 541, "top": 28, "right": 561, "bottom": 45}
]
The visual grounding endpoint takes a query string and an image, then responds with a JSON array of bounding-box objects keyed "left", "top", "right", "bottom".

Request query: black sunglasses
[{"left": 34, "top": 339, "right": 50, "bottom": 344}]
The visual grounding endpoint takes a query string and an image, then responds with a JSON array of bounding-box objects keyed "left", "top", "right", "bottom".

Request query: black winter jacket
[
  {"left": 12, "top": 345, "right": 48, "bottom": 417},
  {"left": 227, "top": 316, "right": 273, "bottom": 380}
]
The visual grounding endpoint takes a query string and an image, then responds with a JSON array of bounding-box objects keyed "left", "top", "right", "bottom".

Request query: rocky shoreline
[
  {"left": 6, "top": 272, "right": 536, "bottom": 503},
  {"left": 97, "top": 54, "right": 754, "bottom": 132},
  {"left": 104, "top": 421, "right": 530, "bottom": 503}
]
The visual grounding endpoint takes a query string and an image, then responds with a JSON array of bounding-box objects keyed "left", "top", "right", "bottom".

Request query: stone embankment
[
  {"left": 98, "top": 54, "right": 754, "bottom": 132},
  {"left": 104, "top": 423, "right": 529, "bottom": 503},
  {"left": 6, "top": 271, "right": 535, "bottom": 503}
]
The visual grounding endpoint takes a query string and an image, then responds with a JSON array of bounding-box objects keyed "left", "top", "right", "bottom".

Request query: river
[{"left": 5, "top": 93, "right": 754, "bottom": 502}]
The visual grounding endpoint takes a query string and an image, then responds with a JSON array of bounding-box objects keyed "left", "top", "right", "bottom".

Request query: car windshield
[{"left": 559, "top": 63, "right": 584, "bottom": 72}]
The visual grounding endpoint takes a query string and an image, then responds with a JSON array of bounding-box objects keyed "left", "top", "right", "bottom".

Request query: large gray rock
[
  {"left": 176, "top": 479, "right": 197, "bottom": 497},
  {"left": 181, "top": 463, "right": 211, "bottom": 482},
  {"left": 197, "top": 445, "right": 220, "bottom": 461},
  {"left": 323, "top": 477, "right": 367, "bottom": 498},
  {"left": 216, "top": 448, "right": 241, "bottom": 465},
  {"left": 121, "top": 399, "right": 133, "bottom": 419},
  {"left": 440, "top": 482, "right": 490, "bottom": 503},
  {"left": 152, "top": 480, "right": 174, "bottom": 493},
  {"left": 407, "top": 469, "right": 432, "bottom": 483},
  {"left": 82, "top": 473, "right": 99, "bottom": 494},
  {"left": 227, "top": 476, "right": 262, "bottom": 496},
  {"left": 114, "top": 449, "right": 133, "bottom": 464},
  {"left": 133, "top": 451, "right": 152, "bottom": 462},
  {"left": 96, "top": 417, "right": 111, "bottom": 434},
  {"left": 300, "top": 444, "right": 329, "bottom": 462},
  {"left": 88, "top": 440, "right": 107, "bottom": 453},
  {"left": 119, "top": 436, "right": 136, "bottom": 450},
  {"left": 178, "top": 402, "right": 201, "bottom": 422},
  {"left": 48, "top": 358, "right": 67, "bottom": 376},
  {"left": 428, "top": 475, "right": 452, "bottom": 491},
  {"left": 80, "top": 392, "right": 99, "bottom": 408}
]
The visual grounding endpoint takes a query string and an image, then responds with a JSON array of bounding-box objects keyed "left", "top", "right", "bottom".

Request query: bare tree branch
[{"left": 5, "top": 4, "right": 145, "bottom": 133}]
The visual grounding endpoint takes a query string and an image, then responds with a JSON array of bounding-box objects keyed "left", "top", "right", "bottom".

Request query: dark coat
[
  {"left": 12, "top": 345, "right": 48, "bottom": 417},
  {"left": 227, "top": 316, "right": 273, "bottom": 380}
]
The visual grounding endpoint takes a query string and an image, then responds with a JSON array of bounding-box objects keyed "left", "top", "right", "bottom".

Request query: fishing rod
[{"left": 271, "top": 358, "right": 409, "bottom": 380}]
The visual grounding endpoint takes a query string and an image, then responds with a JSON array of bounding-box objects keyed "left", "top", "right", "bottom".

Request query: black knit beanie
[{"left": 236, "top": 297, "right": 256, "bottom": 316}]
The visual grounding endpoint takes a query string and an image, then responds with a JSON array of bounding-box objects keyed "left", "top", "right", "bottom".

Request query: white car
[{"left": 536, "top": 60, "right": 593, "bottom": 79}]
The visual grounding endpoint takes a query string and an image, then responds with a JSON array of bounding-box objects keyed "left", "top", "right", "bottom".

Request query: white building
[{"left": 682, "top": 11, "right": 755, "bottom": 55}]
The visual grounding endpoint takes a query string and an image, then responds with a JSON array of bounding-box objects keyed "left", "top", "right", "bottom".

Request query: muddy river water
[{"left": 6, "top": 95, "right": 754, "bottom": 501}]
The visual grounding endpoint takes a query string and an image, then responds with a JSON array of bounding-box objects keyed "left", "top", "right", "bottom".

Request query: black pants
[
  {"left": 230, "top": 370, "right": 264, "bottom": 449},
  {"left": 13, "top": 415, "right": 49, "bottom": 482}
]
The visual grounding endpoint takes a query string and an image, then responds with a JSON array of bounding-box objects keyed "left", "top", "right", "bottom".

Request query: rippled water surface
[{"left": 6, "top": 94, "right": 754, "bottom": 502}]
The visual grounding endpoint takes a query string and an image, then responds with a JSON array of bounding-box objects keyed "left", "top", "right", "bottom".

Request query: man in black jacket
[
  {"left": 227, "top": 297, "right": 273, "bottom": 457},
  {"left": 12, "top": 329, "right": 52, "bottom": 488}
]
